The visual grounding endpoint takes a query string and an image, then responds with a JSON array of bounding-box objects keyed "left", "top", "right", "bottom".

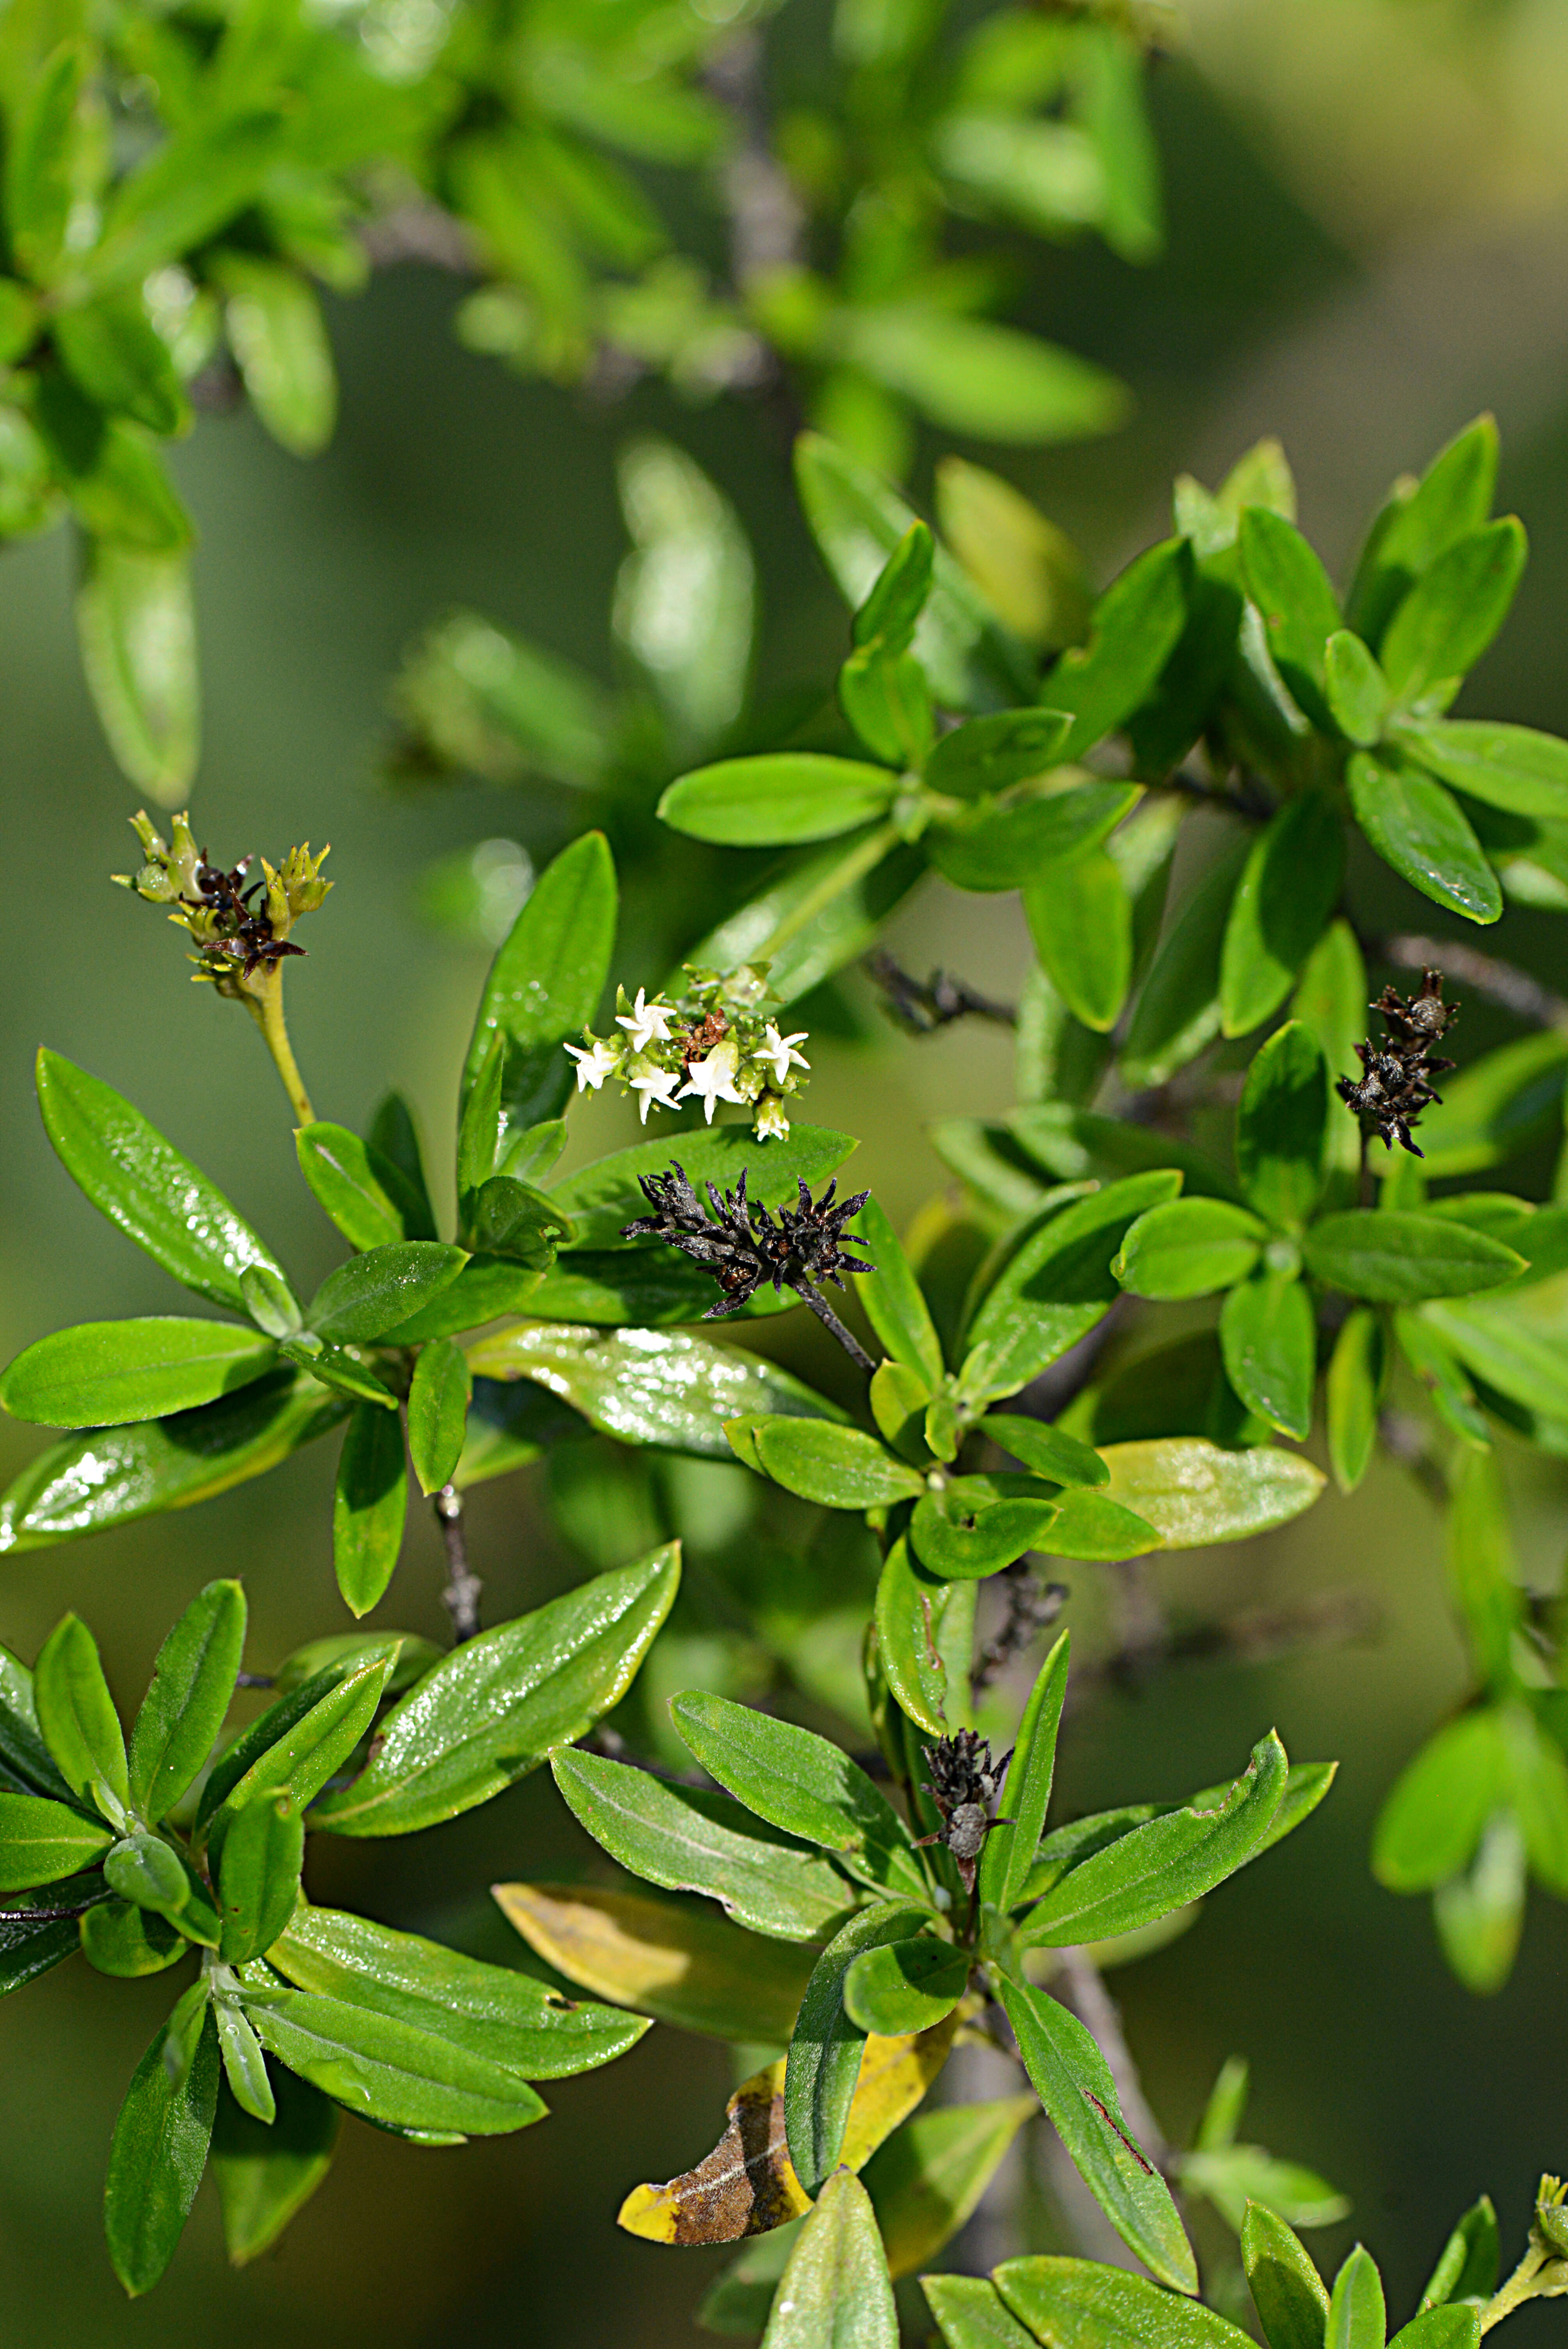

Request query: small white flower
[
  {"left": 758, "top": 1023, "right": 810, "bottom": 1089},
  {"left": 616, "top": 988, "right": 677, "bottom": 1055},
  {"left": 754, "top": 1093, "right": 791, "bottom": 1141},
  {"left": 679, "top": 1038, "right": 747, "bottom": 1124},
  {"left": 628, "top": 1062, "right": 682, "bottom": 1123},
  {"left": 565, "top": 1035, "right": 619, "bottom": 1093}
]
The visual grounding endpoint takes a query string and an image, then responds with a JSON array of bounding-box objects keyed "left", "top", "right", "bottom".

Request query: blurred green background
[{"left": 5, "top": 1, "right": 1568, "bottom": 2337}]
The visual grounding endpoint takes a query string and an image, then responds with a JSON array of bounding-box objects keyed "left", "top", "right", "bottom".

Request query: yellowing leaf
[{"left": 617, "top": 2013, "right": 960, "bottom": 2245}]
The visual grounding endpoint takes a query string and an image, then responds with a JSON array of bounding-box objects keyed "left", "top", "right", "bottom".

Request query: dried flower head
[
  {"left": 913, "top": 1730, "right": 1014, "bottom": 1891},
  {"left": 113, "top": 812, "right": 331, "bottom": 1003},
  {"left": 1336, "top": 967, "right": 1458, "bottom": 1157},
  {"left": 1371, "top": 970, "right": 1458, "bottom": 1053}
]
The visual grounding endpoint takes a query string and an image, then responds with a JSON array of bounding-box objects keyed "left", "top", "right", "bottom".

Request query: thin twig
[
  {"left": 793, "top": 1276, "right": 876, "bottom": 1372},
  {"left": 973, "top": 1569, "right": 1069, "bottom": 1696},
  {"left": 235, "top": 1672, "right": 276, "bottom": 1691},
  {"left": 1376, "top": 934, "right": 1568, "bottom": 1031},
  {"left": 866, "top": 950, "right": 1018, "bottom": 1034},
  {"left": 434, "top": 1485, "right": 483, "bottom": 1643},
  {"left": 1068, "top": 1589, "right": 1378, "bottom": 1698}
]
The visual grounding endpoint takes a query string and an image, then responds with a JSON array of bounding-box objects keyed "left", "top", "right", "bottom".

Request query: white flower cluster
[{"left": 565, "top": 964, "right": 810, "bottom": 1139}]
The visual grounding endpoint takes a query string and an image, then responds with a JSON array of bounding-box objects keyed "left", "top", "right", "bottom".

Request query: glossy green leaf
[
  {"left": 103, "top": 1984, "right": 220, "bottom": 2297},
  {"left": 1372, "top": 1709, "right": 1507, "bottom": 1892},
  {"left": 1390, "top": 720, "right": 1568, "bottom": 820},
  {"left": 994, "top": 1975, "right": 1197, "bottom": 2291},
  {"left": 1389, "top": 2313, "right": 1479, "bottom": 2349},
  {"left": 1236, "top": 1023, "right": 1329, "bottom": 1231},
  {"left": 1325, "top": 2246, "right": 1385, "bottom": 2349},
  {"left": 214, "top": 254, "right": 336, "bottom": 458},
  {"left": 1326, "top": 1310, "right": 1386, "bottom": 1494},
  {"left": 1099, "top": 1437, "right": 1324, "bottom": 1547},
  {"left": 1380, "top": 519, "right": 1527, "bottom": 705},
  {"left": 1324, "top": 631, "right": 1389, "bottom": 747},
  {"left": 80, "top": 1898, "right": 183, "bottom": 1978},
  {"left": 752, "top": 1420, "right": 925, "bottom": 1510},
  {"left": 850, "top": 1197, "right": 943, "bottom": 1390},
  {"left": 296, "top": 1122, "right": 430, "bottom": 1251},
  {"left": 406, "top": 1338, "right": 472, "bottom": 1497},
  {"left": 979, "top": 1416, "right": 1107, "bottom": 1487},
  {"left": 307, "top": 1242, "right": 467, "bottom": 1344},
  {"left": 1220, "top": 1271, "right": 1315, "bottom": 1440},
  {"left": 211, "top": 2068, "right": 339, "bottom": 2266},
  {"left": 927, "top": 782, "right": 1140, "bottom": 893},
  {"left": 280, "top": 1338, "right": 397, "bottom": 1408},
  {"left": 996, "top": 2258, "right": 1247, "bottom": 2345},
  {"left": 367, "top": 1095, "right": 438, "bottom": 1233},
  {"left": 34, "top": 1050, "right": 291, "bottom": 1315},
  {"left": 1121, "top": 837, "right": 1252, "bottom": 1087},
  {"left": 272, "top": 1633, "right": 439, "bottom": 1701},
  {"left": 785, "top": 1903, "right": 932, "bottom": 2196},
  {"left": 549, "top": 1123, "right": 859, "bottom": 1249},
  {"left": 922, "top": 2276, "right": 1040, "bottom": 2349},
  {"left": 271, "top": 1905, "right": 649, "bottom": 2079},
  {"left": 1042, "top": 538, "right": 1193, "bottom": 762},
  {"left": 841, "top": 1936, "right": 968, "bottom": 2036},
  {"left": 1237, "top": 508, "right": 1340, "bottom": 727},
  {"left": 1304, "top": 1212, "right": 1523, "bottom": 1304},
  {"left": 0, "top": 1790, "right": 113, "bottom": 1889},
  {"left": 874, "top": 1539, "right": 965, "bottom": 1735},
  {"left": 0, "top": 1644, "right": 78, "bottom": 1803},
  {"left": 964, "top": 1171, "right": 1184, "bottom": 1399},
  {"left": 199, "top": 1652, "right": 393, "bottom": 1840},
  {"left": 910, "top": 1477, "right": 1059, "bottom": 1580},
  {"left": 239, "top": 1982, "right": 547, "bottom": 2137},
  {"left": 0, "top": 1316, "right": 276, "bottom": 1431},
  {"left": 217, "top": 1797, "right": 304, "bottom": 1965},
  {"left": 660, "top": 754, "right": 900, "bottom": 846},
  {"left": 1347, "top": 752, "right": 1500, "bottom": 925},
  {"left": 463, "top": 830, "right": 617, "bottom": 1133},
  {"left": 981, "top": 1631, "right": 1070, "bottom": 1912},
  {"left": 332, "top": 1403, "right": 408, "bottom": 1619},
  {"left": 239, "top": 1265, "right": 302, "bottom": 1340},
  {"left": 313, "top": 1547, "right": 680, "bottom": 1836},
  {"left": 670, "top": 1690, "right": 925, "bottom": 1898},
  {"left": 1419, "top": 2196, "right": 1500, "bottom": 2312},
  {"left": 128, "top": 1579, "right": 246, "bottom": 1824},
  {"left": 1221, "top": 796, "right": 1345, "bottom": 1041},
  {"left": 215, "top": 1996, "right": 276, "bottom": 2125},
  {"left": 1114, "top": 1198, "right": 1267, "bottom": 1300},
  {"left": 75, "top": 542, "right": 199, "bottom": 805},
  {"left": 552, "top": 1748, "right": 853, "bottom": 1941},
  {"left": 373, "top": 1255, "right": 547, "bottom": 1346},
  {"left": 1347, "top": 416, "right": 1499, "bottom": 648},
  {"left": 1026, "top": 848, "right": 1133, "bottom": 1032},
  {"left": 35, "top": 1613, "right": 127, "bottom": 1820},
  {"left": 1021, "top": 1733, "right": 1288, "bottom": 1947},
  {"left": 760, "top": 2166, "right": 896, "bottom": 2349},
  {"left": 1242, "top": 2203, "right": 1332, "bottom": 2349}
]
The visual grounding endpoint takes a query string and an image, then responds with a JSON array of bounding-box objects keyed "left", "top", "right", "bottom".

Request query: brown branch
[
  {"left": 434, "top": 1485, "right": 483, "bottom": 1642},
  {"left": 866, "top": 950, "right": 1018, "bottom": 1034},
  {"left": 1054, "top": 1949, "right": 1172, "bottom": 2168}
]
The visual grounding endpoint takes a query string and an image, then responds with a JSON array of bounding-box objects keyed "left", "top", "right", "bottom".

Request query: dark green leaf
[
  {"left": 853, "top": 521, "right": 935, "bottom": 649},
  {"left": 37, "top": 378, "right": 192, "bottom": 550},
  {"left": 367, "top": 1094, "right": 438, "bottom": 1237},
  {"left": 981, "top": 1630, "right": 1070, "bottom": 1912},
  {"left": 1372, "top": 1709, "right": 1507, "bottom": 1891},
  {"left": 35, "top": 1613, "right": 127, "bottom": 1819},
  {"left": 910, "top": 1477, "right": 1059, "bottom": 1580},
  {"left": 1237, "top": 509, "right": 1340, "bottom": 727},
  {"left": 55, "top": 297, "right": 188, "bottom": 436},
  {"left": 280, "top": 1338, "right": 397, "bottom": 1409},
  {"left": 1380, "top": 519, "right": 1527, "bottom": 705},
  {"left": 0, "top": 1790, "right": 113, "bottom": 1888},
  {"left": 216, "top": 1797, "right": 304, "bottom": 1965},
  {"left": 785, "top": 1904, "right": 932, "bottom": 2196},
  {"left": 1347, "top": 751, "right": 1500, "bottom": 925},
  {"left": 103, "top": 1985, "right": 220, "bottom": 2296},
  {"left": 979, "top": 1417, "right": 1107, "bottom": 1487},
  {"left": 1324, "top": 632, "right": 1388, "bottom": 747},
  {"left": 1220, "top": 796, "right": 1345, "bottom": 1039},
  {"left": 1113, "top": 1198, "right": 1266, "bottom": 1300},
  {"left": 659, "top": 754, "right": 900, "bottom": 846},
  {"left": 1419, "top": 2196, "right": 1500, "bottom": 2312},
  {"left": 850, "top": 1198, "right": 944, "bottom": 1391},
  {"left": 271, "top": 1633, "right": 439, "bottom": 1699},
  {"left": 551, "top": 1748, "right": 853, "bottom": 1940},
  {"left": 466, "top": 1176, "right": 572, "bottom": 1265},
  {"left": 1390, "top": 720, "right": 1568, "bottom": 820},
  {"left": 1326, "top": 1309, "right": 1386, "bottom": 1494},
  {"left": 238, "top": 1982, "right": 547, "bottom": 2136},
  {"left": 1026, "top": 849, "right": 1133, "bottom": 1032},
  {"left": 0, "top": 1316, "right": 277, "bottom": 1430},
  {"left": 211, "top": 2069, "right": 339, "bottom": 2266},
  {"left": 463, "top": 830, "right": 617, "bottom": 1134},
  {"left": 128, "top": 1579, "right": 245, "bottom": 1824},
  {"left": 1042, "top": 539, "right": 1193, "bottom": 762},
  {"left": 1236, "top": 1022, "right": 1329, "bottom": 1230},
  {"left": 1242, "top": 2203, "right": 1331, "bottom": 2349},
  {"left": 963, "top": 1171, "right": 1184, "bottom": 1399},
  {"left": 994, "top": 1976, "right": 1196, "bottom": 2291},
  {"left": 1121, "top": 837, "right": 1252, "bottom": 1087},
  {"left": 1008, "top": 1105, "right": 1242, "bottom": 1205},
  {"left": 457, "top": 1030, "right": 506, "bottom": 1201},
  {"left": 406, "top": 1338, "right": 472, "bottom": 1497},
  {"left": 926, "top": 709, "right": 1073, "bottom": 799},
  {"left": 373, "top": 1256, "right": 547, "bottom": 1345},
  {"left": 1303, "top": 1212, "right": 1523, "bottom": 1304},
  {"left": 549, "top": 1123, "right": 859, "bottom": 1250},
  {"left": 199, "top": 1652, "right": 394, "bottom": 1839},
  {"left": 761, "top": 2167, "right": 897, "bottom": 2348},
  {"left": 921, "top": 2276, "right": 1041, "bottom": 2349},
  {"left": 1347, "top": 416, "right": 1499, "bottom": 649},
  {"left": 927, "top": 782, "right": 1140, "bottom": 893},
  {"left": 995, "top": 2259, "right": 1248, "bottom": 2345},
  {"left": 75, "top": 541, "right": 200, "bottom": 802},
  {"left": 296, "top": 1122, "right": 430, "bottom": 1251},
  {"left": 1325, "top": 2246, "right": 1385, "bottom": 2349},
  {"left": 307, "top": 1242, "right": 468, "bottom": 1344},
  {"left": 841, "top": 1936, "right": 968, "bottom": 2035},
  {"left": 313, "top": 1547, "right": 680, "bottom": 1836},
  {"left": 332, "top": 1404, "right": 408, "bottom": 1618},
  {"left": 1220, "top": 1272, "right": 1315, "bottom": 1441},
  {"left": 34, "top": 1050, "right": 292, "bottom": 1316}
]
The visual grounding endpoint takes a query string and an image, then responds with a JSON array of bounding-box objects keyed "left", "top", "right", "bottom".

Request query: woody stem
[{"left": 790, "top": 1276, "right": 875, "bottom": 1373}]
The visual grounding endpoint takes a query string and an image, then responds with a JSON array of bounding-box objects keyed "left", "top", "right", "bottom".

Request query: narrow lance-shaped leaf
[
  {"left": 296, "top": 1122, "right": 430, "bottom": 1251},
  {"left": 992, "top": 2259, "right": 1251, "bottom": 2346},
  {"left": 128, "top": 1579, "right": 246, "bottom": 1823},
  {"left": 198, "top": 1651, "right": 395, "bottom": 1842},
  {"left": 35, "top": 1613, "right": 128, "bottom": 1820},
  {"left": 237, "top": 1982, "right": 547, "bottom": 2137},
  {"left": 1242, "top": 2202, "right": 1331, "bottom": 2349},
  {"left": 850, "top": 1197, "right": 943, "bottom": 1391},
  {"left": 217, "top": 1795, "right": 305, "bottom": 1965},
  {"left": 406, "top": 1338, "right": 473, "bottom": 1497},
  {"left": 759, "top": 2167, "right": 897, "bottom": 2349},
  {"left": 981, "top": 1630, "right": 1069, "bottom": 1912},
  {"left": 1347, "top": 753, "right": 1501, "bottom": 927},
  {"left": 0, "top": 1791, "right": 114, "bottom": 1888},
  {"left": 332, "top": 1403, "right": 408, "bottom": 1620},
  {"left": 210, "top": 2069, "right": 339, "bottom": 2267},
  {"left": 1325, "top": 2246, "right": 1386, "bottom": 2349},
  {"left": 103, "top": 1984, "right": 221, "bottom": 2297},
  {"left": 463, "top": 829, "right": 617, "bottom": 1132},
  {"left": 785, "top": 1904, "right": 934, "bottom": 2197}
]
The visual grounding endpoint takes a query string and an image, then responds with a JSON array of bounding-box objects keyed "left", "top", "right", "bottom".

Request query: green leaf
[
  {"left": 850, "top": 1198, "right": 944, "bottom": 1391},
  {"left": 1026, "top": 849, "right": 1133, "bottom": 1032},
  {"left": 306, "top": 1242, "right": 468, "bottom": 1344},
  {"left": 750, "top": 1420, "right": 923, "bottom": 1511},
  {"left": 87, "top": 110, "right": 285, "bottom": 292},
  {"left": 550, "top": 1123, "right": 859, "bottom": 1251},
  {"left": 1042, "top": 539, "right": 1193, "bottom": 762},
  {"left": 843, "top": 305, "right": 1129, "bottom": 447},
  {"left": 104, "top": 1985, "right": 221, "bottom": 2296},
  {"left": 1220, "top": 796, "right": 1345, "bottom": 1040},
  {"left": 1113, "top": 1198, "right": 1267, "bottom": 1300},
  {"left": 213, "top": 255, "right": 336, "bottom": 458},
  {"left": 1324, "top": 632, "right": 1389, "bottom": 747},
  {"left": 670, "top": 1690, "right": 925, "bottom": 1899},
  {"left": 1237, "top": 508, "right": 1340, "bottom": 727},
  {"left": 1303, "top": 1212, "right": 1523, "bottom": 1304},
  {"left": 465, "top": 1176, "right": 572, "bottom": 1265},
  {"left": 963, "top": 1171, "right": 1184, "bottom": 1399},
  {"left": 854, "top": 520, "right": 935, "bottom": 649},
  {"left": 271, "top": 1633, "right": 439, "bottom": 1700},
  {"left": 1445, "top": 1449, "right": 1521, "bottom": 1692},
  {"left": 921, "top": 2275, "right": 1040, "bottom": 2349},
  {"left": 760, "top": 2166, "right": 896, "bottom": 2348},
  {"left": 979, "top": 1417, "right": 1107, "bottom": 1488},
  {"left": 0, "top": 1316, "right": 277, "bottom": 1429},
  {"left": 1121, "top": 837, "right": 1252, "bottom": 1087},
  {"left": 910, "top": 1477, "right": 1060, "bottom": 1580},
  {"left": 280, "top": 1338, "right": 397, "bottom": 1409},
  {"left": 1389, "top": 2314, "right": 1479, "bottom": 2349},
  {"left": 406, "top": 1338, "right": 472, "bottom": 1497},
  {"left": 0, "top": 1644, "right": 75, "bottom": 1802},
  {"left": 994, "top": 1976, "right": 1197, "bottom": 2291},
  {"left": 1372, "top": 1709, "right": 1507, "bottom": 1891},
  {"left": 927, "top": 781, "right": 1140, "bottom": 893},
  {"left": 1021, "top": 1733, "right": 1289, "bottom": 1948},
  {"left": 874, "top": 1538, "right": 966, "bottom": 1735},
  {"left": 331, "top": 1404, "right": 408, "bottom": 1619},
  {"left": 1346, "top": 752, "right": 1500, "bottom": 925},
  {"left": 217, "top": 1797, "right": 303, "bottom": 1964},
  {"left": 198, "top": 1652, "right": 393, "bottom": 1840},
  {"left": 1099, "top": 1438, "right": 1325, "bottom": 1547},
  {"left": 682, "top": 827, "right": 926, "bottom": 1011},
  {"left": 1325, "top": 2246, "right": 1385, "bottom": 2349},
  {"left": 1039, "top": 1487, "right": 1160, "bottom": 1561},
  {"left": 1501, "top": 1703, "right": 1568, "bottom": 1893},
  {"left": 1395, "top": 1312, "right": 1489, "bottom": 1449},
  {"left": 104, "top": 1829, "right": 198, "bottom": 1916},
  {"left": 1347, "top": 416, "right": 1499, "bottom": 648},
  {"left": 211, "top": 2069, "right": 340, "bottom": 2266},
  {"left": 457, "top": 1029, "right": 506, "bottom": 1201},
  {"left": 1242, "top": 2203, "right": 1332, "bottom": 2349},
  {"left": 1292, "top": 920, "right": 1368, "bottom": 1186},
  {"left": 1220, "top": 1272, "right": 1315, "bottom": 1441},
  {"left": 372, "top": 1256, "right": 547, "bottom": 1346},
  {"left": 463, "top": 830, "right": 617, "bottom": 1134},
  {"left": 35, "top": 1613, "right": 127, "bottom": 1820},
  {"left": 926, "top": 709, "right": 1073, "bottom": 800},
  {"left": 841, "top": 1937, "right": 969, "bottom": 2035},
  {"left": 312, "top": 1547, "right": 680, "bottom": 1836},
  {"left": 271, "top": 1904, "right": 649, "bottom": 2078},
  {"left": 80, "top": 1898, "right": 185, "bottom": 1978},
  {"left": 793, "top": 431, "right": 1033, "bottom": 709},
  {"left": 867, "top": 2096, "right": 1036, "bottom": 2279},
  {"left": 1415, "top": 1032, "right": 1568, "bottom": 1176},
  {"left": 76, "top": 539, "right": 199, "bottom": 803},
  {"left": 215, "top": 1997, "right": 276, "bottom": 2125},
  {"left": 1236, "top": 1023, "right": 1329, "bottom": 1230},
  {"left": 368, "top": 1094, "right": 438, "bottom": 1232},
  {"left": 1389, "top": 720, "right": 1568, "bottom": 821},
  {"left": 995, "top": 2259, "right": 1250, "bottom": 2345},
  {"left": 0, "top": 1790, "right": 113, "bottom": 1888},
  {"left": 296, "top": 1122, "right": 431, "bottom": 1251},
  {"left": 551, "top": 1748, "right": 854, "bottom": 1941},
  {"left": 239, "top": 1264, "right": 302, "bottom": 1340},
  {"left": 128, "top": 1579, "right": 246, "bottom": 1823},
  {"left": 785, "top": 1903, "right": 933, "bottom": 2196},
  {"left": 34, "top": 1050, "right": 292, "bottom": 1316},
  {"left": 1419, "top": 2196, "right": 1500, "bottom": 2311},
  {"left": 840, "top": 639, "right": 934, "bottom": 767},
  {"left": 1326, "top": 1309, "right": 1386, "bottom": 1494},
  {"left": 660, "top": 754, "right": 900, "bottom": 847},
  {"left": 55, "top": 297, "right": 187, "bottom": 436},
  {"left": 1008, "top": 1106, "right": 1241, "bottom": 1205},
  {"left": 238, "top": 1982, "right": 547, "bottom": 2137},
  {"left": 39, "top": 383, "right": 192, "bottom": 551},
  {"left": 1380, "top": 519, "right": 1527, "bottom": 705},
  {"left": 6, "top": 40, "right": 88, "bottom": 282},
  {"left": 1433, "top": 1811, "right": 1525, "bottom": 1994},
  {"left": 981, "top": 1631, "right": 1070, "bottom": 1912}
]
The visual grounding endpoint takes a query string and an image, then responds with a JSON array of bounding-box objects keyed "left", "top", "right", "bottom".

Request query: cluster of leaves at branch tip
[{"left": 566, "top": 963, "right": 810, "bottom": 1138}]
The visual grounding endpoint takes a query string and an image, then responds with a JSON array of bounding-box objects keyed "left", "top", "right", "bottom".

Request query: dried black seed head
[
  {"left": 1336, "top": 968, "right": 1459, "bottom": 1156},
  {"left": 1371, "top": 969, "right": 1458, "bottom": 1051},
  {"left": 912, "top": 1730, "right": 1014, "bottom": 1891}
]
